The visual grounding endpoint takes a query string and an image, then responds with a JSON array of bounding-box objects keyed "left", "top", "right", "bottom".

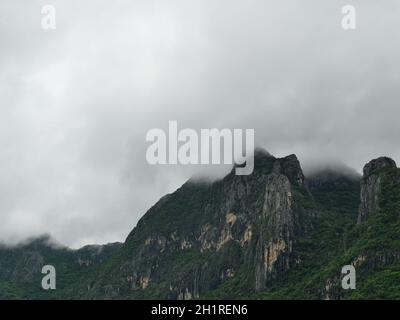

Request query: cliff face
[
  {"left": 358, "top": 157, "right": 397, "bottom": 223},
  {"left": 254, "top": 173, "right": 295, "bottom": 291}
]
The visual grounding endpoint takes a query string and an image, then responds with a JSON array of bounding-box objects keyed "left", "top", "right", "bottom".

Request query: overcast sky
[{"left": 1, "top": 0, "right": 399, "bottom": 248}]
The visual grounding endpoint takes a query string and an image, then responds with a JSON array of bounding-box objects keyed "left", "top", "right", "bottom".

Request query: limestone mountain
[
  {"left": 0, "top": 149, "right": 399, "bottom": 299},
  {"left": 78, "top": 150, "right": 312, "bottom": 299}
]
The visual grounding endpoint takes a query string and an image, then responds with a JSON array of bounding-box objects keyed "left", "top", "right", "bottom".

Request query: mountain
[
  {"left": 0, "top": 149, "right": 399, "bottom": 299},
  {"left": 0, "top": 235, "right": 122, "bottom": 299}
]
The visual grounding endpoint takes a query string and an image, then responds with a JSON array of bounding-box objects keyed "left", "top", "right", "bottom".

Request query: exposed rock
[
  {"left": 139, "top": 276, "right": 150, "bottom": 289},
  {"left": 351, "top": 255, "right": 366, "bottom": 267},
  {"left": 225, "top": 213, "right": 237, "bottom": 226},
  {"left": 255, "top": 173, "right": 294, "bottom": 291},
  {"left": 363, "top": 157, "right": 396, "bottom": 177},
  {"left": 280, "top": 154, "right": 306, "bottom": 187},
  {"left": 180, "top": 239, "right": 192, "bottom": 250},
  {"left": 240, "top": 226, "right": 252, "bottom": 246},
  {"left": 358, "top": 157, "right": 397, "bottom": 223}
]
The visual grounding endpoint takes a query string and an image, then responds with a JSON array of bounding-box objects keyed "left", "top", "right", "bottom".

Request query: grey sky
[{"left": 1, "top": 0, "right": 399, "bottom": 248}]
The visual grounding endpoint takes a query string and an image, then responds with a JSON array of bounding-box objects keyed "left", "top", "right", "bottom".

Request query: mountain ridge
[{"left": 1, "top": 149, "right": 399, "bottom": 299}]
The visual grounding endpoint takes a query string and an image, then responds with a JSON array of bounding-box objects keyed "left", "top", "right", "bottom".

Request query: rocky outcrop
[
  {"left": 363, "top": 157, "right": 396, "bottom": 177},
  {"left": 358, "top": 157, "right": 397, "bottom": 223}
]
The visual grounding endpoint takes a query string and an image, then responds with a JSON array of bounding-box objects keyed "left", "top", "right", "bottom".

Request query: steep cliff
[{"left": 358, "top": 157, "right": 397, "bottom": 223}]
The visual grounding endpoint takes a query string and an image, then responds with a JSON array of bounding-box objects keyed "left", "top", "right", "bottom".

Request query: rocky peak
[
  {"left": 232, "top": 149, "right": 305, "bottom": 188},
  {"left": 250, "top": 148, "right": 275, "bottom": 171},
  {"left": 358, "top": 157, "right": 397, "bottom": 224},
  {"left": 363, "top": 157, "right": 397, "bottom": 177},
  {"left": 277, "top": 154, "right": 305, "bottom": 187},
  {"left": 249, "top": 149, "right": 305, "bottom": 186}
]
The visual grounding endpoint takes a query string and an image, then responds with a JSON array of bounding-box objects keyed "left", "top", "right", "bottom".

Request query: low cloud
[{"left": 0, "top": 0, "right": 399, "bottom": 248}]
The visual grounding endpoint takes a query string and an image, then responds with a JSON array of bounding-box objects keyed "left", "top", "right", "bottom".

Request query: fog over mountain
[{"left": 0, "top": 0, "right": 399, "bottom": 248}]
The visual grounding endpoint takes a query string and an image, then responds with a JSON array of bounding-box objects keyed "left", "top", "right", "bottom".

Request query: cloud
[{"left": 0, "top": 0, "right": 399, "bottom": 248}]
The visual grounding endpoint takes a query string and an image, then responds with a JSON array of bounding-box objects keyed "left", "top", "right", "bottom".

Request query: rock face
[
  {"left": 358, "top": 157, "right": 397, "bottom": 223},
  {"left": 255, "top": 173, "right": 294, "bottom": 291}
]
